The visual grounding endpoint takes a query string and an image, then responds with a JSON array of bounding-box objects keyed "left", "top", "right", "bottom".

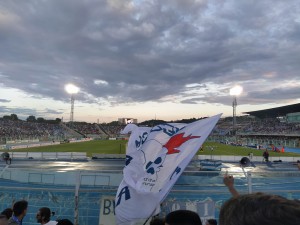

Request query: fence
[
  {"left": 0, "top": 164, "right": 300, "bottom": 225},
  {"left": 0, "top": 152, "right": 87, "bottom": 160}
]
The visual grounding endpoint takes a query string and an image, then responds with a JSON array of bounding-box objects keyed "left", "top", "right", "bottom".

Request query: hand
[{"left": 223, "top": 174, "right": 234, "bottom": 188}]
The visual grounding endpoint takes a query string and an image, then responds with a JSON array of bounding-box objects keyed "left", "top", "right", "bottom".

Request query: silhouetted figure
[
  {"left": 219, "top": 193, "right": 300, "bottom": 225},
  {"left": 165, "top": 210, "right": 202, "bottom": 225},
  {"left": 1, "top": 152, "right": 11, "bottom": 165},
  {"left": 263, "top": 150, "right": 269, "bottom": 162},
  {"left": 8, "top": 200, "right": 28, "bottom": 225},
  {"left": 206, "top": 219, "right": 217, "bottom": 225},
  {"left": 1, "top": 208, "right": 13, "bottom": 220},
  {"left": 56, "top": 219, "right": 73, "bottom": 225}
]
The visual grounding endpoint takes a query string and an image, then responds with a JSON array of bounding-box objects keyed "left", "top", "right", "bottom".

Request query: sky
[{"left": 0, "top": 0, "right": 300, "bottom": 123}]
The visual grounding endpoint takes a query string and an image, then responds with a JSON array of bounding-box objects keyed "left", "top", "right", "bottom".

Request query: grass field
[
  {"left": 199, "top": 142, "right": 299, "bottom": 157},
  {"left": 10, "top": 140, "right": 300, "bottom": 157}
]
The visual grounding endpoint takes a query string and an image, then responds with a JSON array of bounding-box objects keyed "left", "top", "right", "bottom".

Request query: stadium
[{"left": 0, "top": 103, "right": 300, "bottom": 225}]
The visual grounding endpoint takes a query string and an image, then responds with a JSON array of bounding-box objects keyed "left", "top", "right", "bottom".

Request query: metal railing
[{"left": 1, "top": 167, "right": 300, "bottom": 225}]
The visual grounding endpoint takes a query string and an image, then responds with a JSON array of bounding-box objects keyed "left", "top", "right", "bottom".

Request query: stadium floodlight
[
  {"left": 230, "top": 85, "right": 243, "bottom": 136},
  {"left": 65, "top": 84, "right": 79, "bottom": 128},
  {"left": 230, "top": 85, "right": 243, "bottom": 96}
]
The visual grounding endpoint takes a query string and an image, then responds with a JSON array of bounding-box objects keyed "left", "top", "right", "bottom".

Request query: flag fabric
[{"left": 115, "top": 114, "right": 222, "bottom": 225}]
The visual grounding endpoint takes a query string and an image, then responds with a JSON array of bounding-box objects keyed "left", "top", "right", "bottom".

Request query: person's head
[
  {"left": 0, "top": 215, "right": 8, "bottom": 225},
  {"left": 165, "top": 210, "right": 202, "bottom": 225},
  {"left": 150, "top": 217, "right": 165, "bottom": 225},
  {"left": 56, "top": 219, "right": 73, "bottom": 225},
  {"left": 0, "top": 208, "right": 13, "bottom": 219},
  {"left": 36, "top": 207, "right": 52, "bottom": 224},
  {"left": 219, "top": 193, "right": 300, "bottom": 225},
  {"left": 1, "top": 152, "right": 9, "bottom": 159},
  {"left": 12, "top": 200, "right": 28, "bottom": 219},
  {"left": 206, "top": 219, "right": 217, "bottom": 225}
]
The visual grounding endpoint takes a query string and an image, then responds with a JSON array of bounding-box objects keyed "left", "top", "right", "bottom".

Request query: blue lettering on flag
[
  {"left": 150, "top": 124, "right": 185, "bottom": 136},
  {"left": 125, "top": 155, "right": 133, "bottom": 166},
  {"left": 135, "top": 132, "right": 148, "bottom": 148},
  {"left": 116, "top": 186, "right": 131, "bottom": 207},
  {"left": 170, "top": 167, "right": 181, "bottom": 180}
]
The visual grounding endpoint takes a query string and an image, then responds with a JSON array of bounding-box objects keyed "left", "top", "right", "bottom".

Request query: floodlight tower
[
  {"left": 65, "top": 84, "right": 79, "bottom": 128},
  {"left": 230, "top": 85, "right": 243, "bottom": 135}
]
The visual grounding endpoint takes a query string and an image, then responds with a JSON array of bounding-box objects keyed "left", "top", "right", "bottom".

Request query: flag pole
[{"left": 143, "top": 216, "right": 151, "bottom": 225}]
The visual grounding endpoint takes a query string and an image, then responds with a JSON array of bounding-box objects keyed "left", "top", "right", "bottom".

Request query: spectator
[
  {"left": 263, "top": 150, "right": 269, "bottom": 162},
  {"left": 8, "top": 200, "right": 28, "bottom": 225},
  {"left": 219, "top": 193, "right": 300, "bottom": 225},
  {"left": 56, "top": 219, "right": 73, "bottom": 225},
  {"left": 1, "top": 208, "right": 13, "bottom": 219},
  {"left": 1, "top": 153, "right": 11, "bottom": 165},
  {"left": 165, "top": 210, "right": 202, "bottom": 225},
  {"left": 36, "top": 207, "right": 57, "bottom": 225},
  {"left": 206, "top": 219, "right": 217, "bottom": 225}
]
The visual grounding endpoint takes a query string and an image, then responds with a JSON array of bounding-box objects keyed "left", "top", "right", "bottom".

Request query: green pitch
[{"left": 11, "top": 140, "right": 300, "bottom": 157}]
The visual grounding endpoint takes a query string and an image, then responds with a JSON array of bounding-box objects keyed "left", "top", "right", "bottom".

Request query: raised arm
[{"left": 223, "top": 174, "right": 239, "bottom": 197}]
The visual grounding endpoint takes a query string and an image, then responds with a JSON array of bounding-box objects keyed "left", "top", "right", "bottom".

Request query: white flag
[{"left": 115, "top": 114, "right": 222, "bottom": 225}]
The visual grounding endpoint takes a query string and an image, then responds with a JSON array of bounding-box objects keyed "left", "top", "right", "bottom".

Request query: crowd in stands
[
  {"left": 66, "top": 122, "right": 102, "bottom": 136},
  {"left": 212, "top": 117, "right": 300, "bottom": 148},
  {"left": 0, "top": 118, "right": 129, "bottom": 143},
  {"left": 2, "top": 115, "right": 300, "bottom": 145},
  {"left": 98, "top": 124, "right": 126, "bottom": 137},
  {"left": 0, "top": 120, "right": 69, "bottom": 141},
  {"left": 215, "top": 117, "right": 300, "bottom": 135},
  {"left": 66, "top": 122, "right": 126, "bottom": 138},
  {"left": 239, "top": 119, "right": 300, "bottom": 135}
]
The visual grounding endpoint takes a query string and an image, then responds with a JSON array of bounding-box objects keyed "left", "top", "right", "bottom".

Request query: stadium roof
[{"left": 243, "top": 103, "right": 300, "bottom": 118}]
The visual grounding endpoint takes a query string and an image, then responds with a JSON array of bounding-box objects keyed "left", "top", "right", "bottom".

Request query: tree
[
  {"left": 10, "top": 114, "right": 18, "bottom": 120},
  {"left": 2, "top": 115, "right": 11, "bottom": 120},
  {"left": 36, "top": 117, "right": 45, "bottom": 123},
  {"left": 26, "top": 115, "right": 36, "bottom": 122},
  {"left": 107, "top": 121, "right": 120, "bottom": 126}
]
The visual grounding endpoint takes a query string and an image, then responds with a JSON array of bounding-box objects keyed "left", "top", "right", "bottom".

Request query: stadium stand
[{"left": 211, "top": 103, "right": 300, "bottom": 148}]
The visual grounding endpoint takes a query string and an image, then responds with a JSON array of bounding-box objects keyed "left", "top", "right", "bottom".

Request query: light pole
[
  {"left": 230, "top": 85, "right": 243, "bottom": 135},
  {"left": 65, "top": 84, "right": 79, "bottom": 128}
]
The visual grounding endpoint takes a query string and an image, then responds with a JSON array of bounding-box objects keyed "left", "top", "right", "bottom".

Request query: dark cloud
[
  {"left": 0, "top": 99, "right": 10, "bottom": 103},
  {"left": 0, "top": 0, "right": 299, "bottom": 107},
  {"left": 44, "top": 108, "right": 63, "bottom": 115},
  {"left": 0, "top": 106, "right": 37, "bottom": 119}
]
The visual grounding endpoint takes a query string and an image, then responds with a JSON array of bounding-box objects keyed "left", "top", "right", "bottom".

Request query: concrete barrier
[
  {"left": 0, "top": 152, "right": 88, "bottom": 160},
  {"left": 72, "top": 152, "right": 87, "bottom": 159},
  {"left": 197, "top": 155, "right": 299, "bottom": 162},
  {"left": 10, "top": 152, "right": 28, "bottom": 158},
  {"left": 92, "top": 154, "right": 125, "bottom": 159}
]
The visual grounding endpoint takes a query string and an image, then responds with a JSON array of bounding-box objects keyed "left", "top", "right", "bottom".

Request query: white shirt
[{"left": 44, "top": 221, "right": 57, "bottom": 225}]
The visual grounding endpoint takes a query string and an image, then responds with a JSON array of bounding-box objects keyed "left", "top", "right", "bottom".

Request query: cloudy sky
[{"left": 0, "top": 0, "right": 300, "bottom": 123}]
